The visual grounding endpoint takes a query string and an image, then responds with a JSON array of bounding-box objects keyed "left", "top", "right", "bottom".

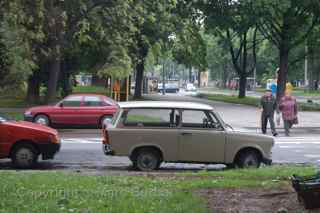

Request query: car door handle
[{"left": 181, "top": 132, "right": 192, "bottom": 136}]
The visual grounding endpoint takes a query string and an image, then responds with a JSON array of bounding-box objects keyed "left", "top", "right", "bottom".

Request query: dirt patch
[{"left": 196, "top": 187, "right": 320, "bottom": 213}]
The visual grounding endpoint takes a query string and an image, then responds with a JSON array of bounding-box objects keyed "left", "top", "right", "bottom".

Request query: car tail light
[{"left": 102, "top": 128, "right": 110, "bottom": 145}]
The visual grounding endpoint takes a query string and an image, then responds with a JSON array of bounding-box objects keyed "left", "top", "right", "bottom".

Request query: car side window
[
  {"left": 121, "top": 108, "right": 177, "bottom": 128},
  {"left": 62, "top": 96, "right": 82, "bottom": 107},
  {"left": 84, "top": 96, "right": 102, "bottom": 107},
  {"left": 182, "top": 110, "right": 218, "bottom": 129}
]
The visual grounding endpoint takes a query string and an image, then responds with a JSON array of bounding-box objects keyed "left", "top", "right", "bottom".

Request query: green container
[{"left": 291, "top": 174, "right": 320, "bottom": 210}]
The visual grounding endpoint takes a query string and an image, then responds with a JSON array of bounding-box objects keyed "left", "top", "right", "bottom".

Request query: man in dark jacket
[{"left": 260, "top": 89, "right": 278, "bottom": 136}]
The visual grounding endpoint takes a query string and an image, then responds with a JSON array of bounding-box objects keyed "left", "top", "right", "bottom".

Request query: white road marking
[{"left": 304, "top": 154, "right": 320, "bottom": 158}]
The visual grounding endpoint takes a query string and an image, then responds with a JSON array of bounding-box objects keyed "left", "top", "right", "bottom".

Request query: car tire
[
  {"left": 100, "top": 115, "right": 113, "bottom": 127},
  {"left": 34, "top": 114, "right": 50, "bottom": 126},
  {"left": 133, "top": 148, "right": 161, "bottom": 171},
  {"left": 11, "top": 144, "right": 38, "bottom": 169},
  {"left": 236, "top": 150, "right": 261, "bottom": 169}
]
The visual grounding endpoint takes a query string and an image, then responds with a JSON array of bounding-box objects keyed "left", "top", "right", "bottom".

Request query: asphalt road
[{"left": 1, "top": 93, "right": 320, "bottom": 172}]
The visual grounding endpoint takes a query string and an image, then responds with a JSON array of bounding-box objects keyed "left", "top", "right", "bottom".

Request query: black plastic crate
[{"left": 291, "top": 174, "right": 320, "bottom": 210}]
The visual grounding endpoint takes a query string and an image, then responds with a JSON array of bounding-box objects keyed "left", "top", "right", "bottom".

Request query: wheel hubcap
[
  {"left": 243, "top": 155, "right": 258, "bottom": 167},
  {"left": 36, "top": 117, "right": 48, "bottom": 125},
  {"left": 16, "top": 148, "right": 33, "bottom": 166},
  {"left": 139, "top": 154, "right": 156, "bottom": 169}
]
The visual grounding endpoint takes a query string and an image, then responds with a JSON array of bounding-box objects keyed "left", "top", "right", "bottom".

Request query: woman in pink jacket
[{"left": 279, "top": 91, "right": 298, "bottom": 136}]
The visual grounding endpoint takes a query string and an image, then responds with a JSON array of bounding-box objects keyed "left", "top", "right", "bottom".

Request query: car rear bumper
[
  {"left": 38, "top": 143, "right": 61, "bottom": 160},
  {"left": 103, "top": 144, "right": 114, "bottom": 155}
]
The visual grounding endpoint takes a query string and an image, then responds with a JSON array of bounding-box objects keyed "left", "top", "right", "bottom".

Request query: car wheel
[
  {"left": 100, "top": 115, "right": 113, "bottom": 127},
  {"left": 133, "top": 149, "right": 161, "bottom": 171},
  {"left": 34, "top": 114, "right": 50, "bottom": 126},
  {"left": 236, "top": 150, "right": 261, "bottom": 168},
  {"left": 11, "top": 144, "right": 38, "bottom": 169}
]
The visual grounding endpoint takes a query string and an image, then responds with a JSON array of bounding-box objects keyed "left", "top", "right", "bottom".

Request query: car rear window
[
  {"left": 121, "top": 108, "right": 178, "bottom": 128},
  {"left": 84, "top": 96, "right": 102, "bottom": 106},
  {"left": 62, "top": 96, "right": 82, "bottom": 107}
]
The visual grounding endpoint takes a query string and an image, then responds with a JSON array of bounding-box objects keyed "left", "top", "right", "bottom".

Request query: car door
[
  {"left": 50, "top": 95, "right": 84, "bottom": 125},
  {"left": 109, "top": 108, "right": 180, "bottom": 161},
  {"left": 79, "top": 95, "right": 106, "bottom": 125},
  {"left": 0, "top": 118, "right": 10, "bottom": 157},
  {"left": 178, "top": 109, "right": 226, "bottom": 163}
]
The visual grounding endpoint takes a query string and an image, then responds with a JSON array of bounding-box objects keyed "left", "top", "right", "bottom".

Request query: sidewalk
[
  {"left": 198, "top": 87, "right": 320, "bottom": 104},
  {"left": 144, "top": 93, "right": 320, "bottom": 128}
]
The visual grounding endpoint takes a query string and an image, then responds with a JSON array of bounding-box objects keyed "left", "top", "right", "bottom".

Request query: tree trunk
[
  {"left": 46, "top": 57, "right": 61, "bottom": 103},
  {"left": 189, "top": 66, "right": 192, "bottom": 83},
  {"left": 26, "top": 72, "right": 41, "bottom": 104},
  {"left": 276, "top": 45, "right": 289, "bottom": 103},
  {"left": 197, "top": 71, "right": 201, "bottom": 88},
  {"left": 238, "top": 74, "right": 247, "bottom": 98},
  {"left": 134, "top": 60, "right": 144, "bottom": 99},
  {"left": 60, "top": 59, "right": 72, "bottom": 97}
]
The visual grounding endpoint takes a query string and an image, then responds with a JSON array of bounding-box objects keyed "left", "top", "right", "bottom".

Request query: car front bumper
[
  {"left": 38, "top": 143, "right": 61, "bottom": 160},
  {"left": 24, "top": 114, "right": 33, "bottom": 122},
  {"left": 262, "top": 157, "right": 272, "bottom": 165}
]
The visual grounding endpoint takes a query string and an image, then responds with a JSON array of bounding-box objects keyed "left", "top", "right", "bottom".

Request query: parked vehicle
[
  {"left": 185, "top": 83, "right": 197, "bottom": 91},
  {"left": 0, "top": 115, "right": 60, "bottom": 168},
  {"left": 24, "top": 94, "right": 118, "bottom": 127},
  {"left": 102, "top": 101, "right": 274, "bottom": 171},
  {"left": 157, "top": 83, "right": 179, "bottom": 93}
]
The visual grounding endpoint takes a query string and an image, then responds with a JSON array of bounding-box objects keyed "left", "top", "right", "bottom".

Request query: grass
[
  {"left": 200, "top": 93, "right": 320, "bottom": 111},
  {"left": 0, "top": 165, "right": 316, "bottom": 212},
  {"left": 73, "top": 85, "right": 111, "bottom": 96},
  {"left": 0, "top": 171, "right": 207, "bottom": 213},
  {"left": 0, "top": 94, "right": 29, "bottom": 108},
  {"left": 0, "top": 112, "right": 24, "bottom": 120}
]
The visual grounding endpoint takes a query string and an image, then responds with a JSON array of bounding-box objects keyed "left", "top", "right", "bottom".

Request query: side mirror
[{"left": 59, "top": 102, "right": 64, "bottom": 107}]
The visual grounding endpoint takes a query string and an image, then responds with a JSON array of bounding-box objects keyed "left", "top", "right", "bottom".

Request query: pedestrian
[
  {"left": 285, "top": 81, "right": 293, "bottom": 94},
  {"left": 260, "top": 89, "right": 278, "bottom": 136},
  {"left": 279, "top": 91, "right": 298, "bottom": 136},
  {"left": 270, "top": 79, "right": 277, "bottom": 97}
]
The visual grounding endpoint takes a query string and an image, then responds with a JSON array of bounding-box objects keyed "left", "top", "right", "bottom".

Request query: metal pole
[
  {"left": 162, "top": 58, "right": 166, "bottom": 95},
  {"left": 305, "top": 45, "right": 308, "bottom": 87}
]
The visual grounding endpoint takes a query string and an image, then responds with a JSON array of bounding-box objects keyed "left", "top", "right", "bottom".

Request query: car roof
[{"left": 118, "top": 101, "right": 213, "bottom": 110}]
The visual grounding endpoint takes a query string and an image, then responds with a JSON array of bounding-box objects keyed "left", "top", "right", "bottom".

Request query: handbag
[{"left": 276, "top": 112, "right": 281, "bottom": 126}]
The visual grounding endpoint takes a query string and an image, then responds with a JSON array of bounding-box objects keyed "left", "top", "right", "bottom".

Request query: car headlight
[
  {"left": 51, "top": 135, "right": 60, "bottom": 144},
  {"left": 24, "top": 111, "right": 32, "bottom": 116}
]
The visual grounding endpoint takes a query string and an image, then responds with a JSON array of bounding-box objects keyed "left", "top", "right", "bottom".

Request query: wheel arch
[
  {"left": 33, "top": 113, "right": 51, "bottom": 123},
  {"left": 130, "top": 145, "right": 164, "bottom": 162},
  {"left": 9, "top": 140, "right": 40, "bottom": 157},
  {"left": 233, "top": 146, "right": 263, "bottom": 164}
]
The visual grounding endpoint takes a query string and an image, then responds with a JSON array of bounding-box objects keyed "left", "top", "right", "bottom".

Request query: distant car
[
  {"left": 0, "top": 115, "right": 60, "bottom": 168},
  {"left": 157, "top": 83, "right": 179, "bottom": 93},
  {"left": 24, "top": 94, "right": 118, "bottom": 127},
  {"left": 185, "top": 83, "right": 197, "bottom": 91},
  {"left": 102, "top": 101, "right": 274, "bottom": 171}
]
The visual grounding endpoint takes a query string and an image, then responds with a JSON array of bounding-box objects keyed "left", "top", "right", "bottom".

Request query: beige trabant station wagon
[{"left": 102, "top": 101, "right": 274, "bottom": 171}]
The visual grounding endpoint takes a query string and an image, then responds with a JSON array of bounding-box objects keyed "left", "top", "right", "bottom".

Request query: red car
[
  {"left": 24, "top": 94, "right": 118, "bottom": 127},
  {"left": 0, "top": 115, "right": 60, "bottom": 168}
]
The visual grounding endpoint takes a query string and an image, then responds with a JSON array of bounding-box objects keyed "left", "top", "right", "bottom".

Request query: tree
[
  {"left": 199, "top": 0, "right": 258, "bottom": 98},
  {"left": 130, "top": 1, "right": 179, "bottom": 99},
  {"left": 253, "top": 0, "right": 320, "bottom": 100}
]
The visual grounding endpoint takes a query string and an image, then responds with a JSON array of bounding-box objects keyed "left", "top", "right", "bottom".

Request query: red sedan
[
  {"left": 24, "top": 94, "right": 118, "bottom": 127},
  {"left": 0, "top": 115, "right": 60, "bottom": 168}
]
